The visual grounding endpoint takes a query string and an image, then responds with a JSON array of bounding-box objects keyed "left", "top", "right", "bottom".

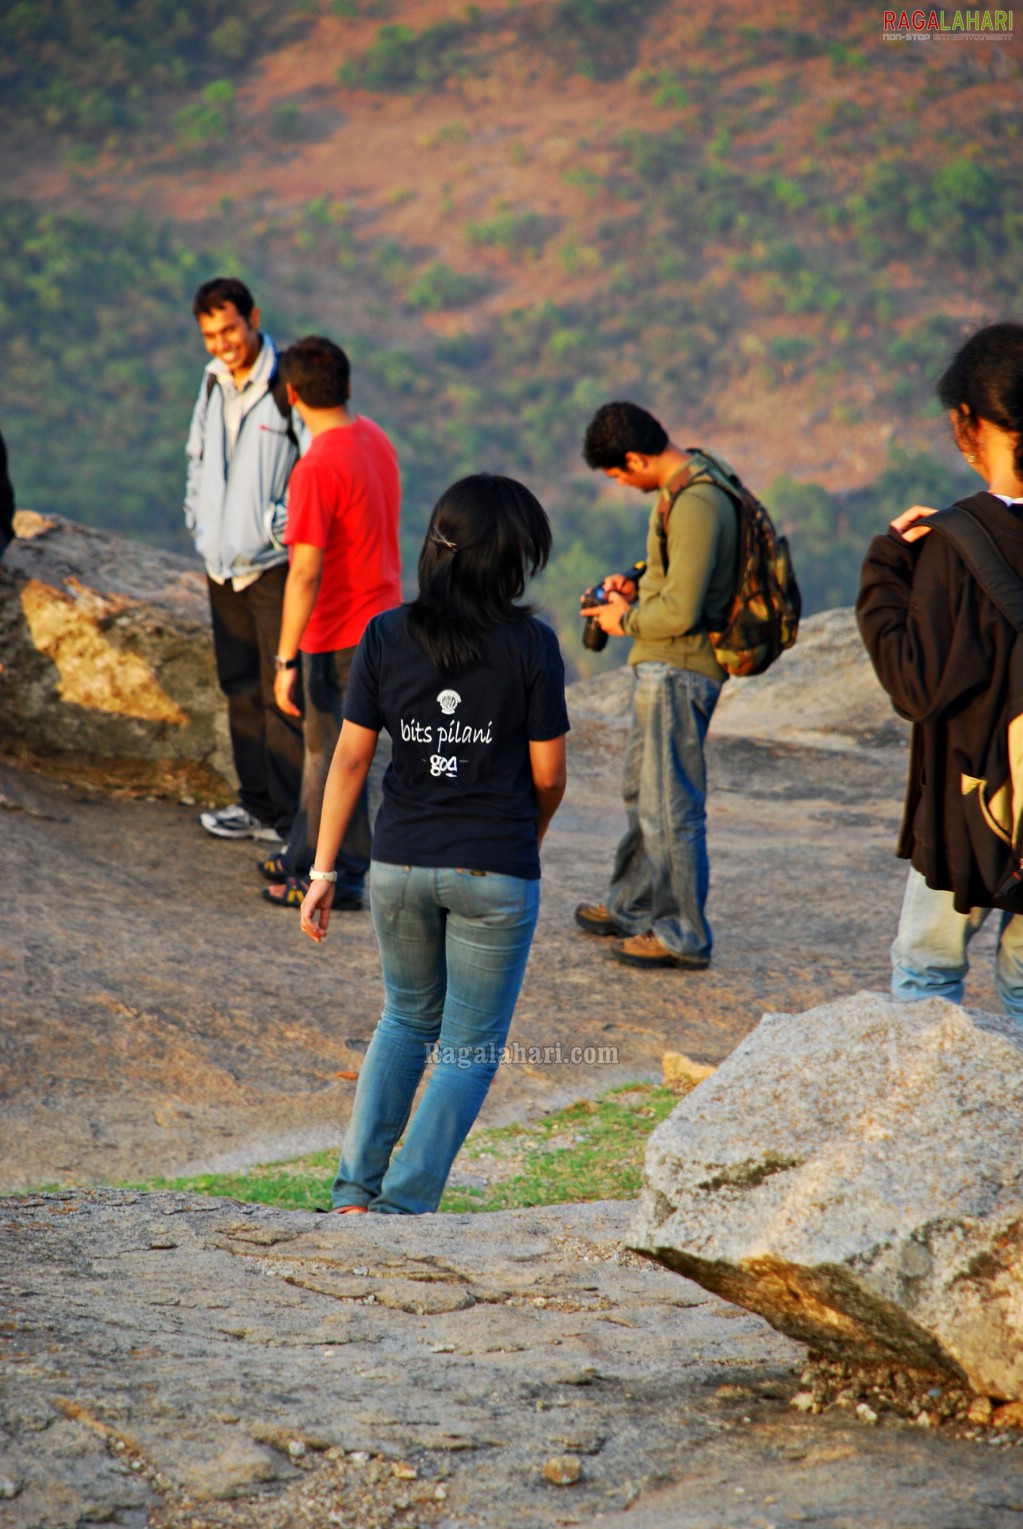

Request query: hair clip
[{"left": 429, "top": 527, "right": 458, "bottom": 552}]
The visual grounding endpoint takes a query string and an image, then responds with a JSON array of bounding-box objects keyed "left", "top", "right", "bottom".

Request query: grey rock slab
[
  {"left": 5, "top": 1190, "right": 1023, "bottom": 1529},
  {"left": 631, "top": 991, "right": 1023, "bottom": 1399}
]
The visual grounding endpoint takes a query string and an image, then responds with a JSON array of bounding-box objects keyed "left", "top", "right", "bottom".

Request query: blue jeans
[
  {"left": 606, "top": 663, "right": 721, "bottom": 962},
  {"left": 332, "top": 862, "right": 541, "bottom": 1214},
  {"left": 283, "top": 647, "right": 369, "bottom": 898},
  {"left": 892, "top": 866, "right": 1023, "bottom": 1020}
]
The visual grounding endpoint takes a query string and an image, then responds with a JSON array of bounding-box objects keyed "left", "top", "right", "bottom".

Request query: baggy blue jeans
[
  {"left": 606, "top": 662, "right": 722, "bottom": 962},
  {"left": 332, "top": 862, "right": 541, "bottom": 1214},
  {"left": 891, "top": 866, "right": 1023, "bottom": 1020}
]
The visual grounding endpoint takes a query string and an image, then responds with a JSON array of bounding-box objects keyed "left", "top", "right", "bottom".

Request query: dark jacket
[{"left": 857, "top": 491, "right": 1023, "bottom": 913}]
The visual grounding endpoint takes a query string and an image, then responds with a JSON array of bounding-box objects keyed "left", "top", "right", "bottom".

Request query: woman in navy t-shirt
[{"left": 301, "top": 474, "right": 569, "bottom": 1214}]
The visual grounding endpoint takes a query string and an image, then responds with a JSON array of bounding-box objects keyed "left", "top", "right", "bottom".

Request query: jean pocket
[{"left": 369, "top": 860, "right": 413, "bottom": 918}]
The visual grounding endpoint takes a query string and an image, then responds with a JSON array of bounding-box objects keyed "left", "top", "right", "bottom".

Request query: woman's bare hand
[
  {"left": 891, "top": 504, "right": 939, "bottom": 543},
  {"left": 300, "top": 880, "right": 335, "bottom": 943}
]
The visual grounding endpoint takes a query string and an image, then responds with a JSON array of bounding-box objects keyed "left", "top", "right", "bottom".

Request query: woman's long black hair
[{"left": 406, "top": 473, "right": 552, "bottom": 674}]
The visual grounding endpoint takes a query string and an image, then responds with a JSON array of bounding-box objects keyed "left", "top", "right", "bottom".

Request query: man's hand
[
  {"left": 603, "top": 573, "right": 638, "bottom": 601},
  {"left": 274, "top": 664, "right": 301, "bottom": 717},
  {"left": 300, "top": 879, "right": 335, "bottom": 943},
  {"left": 891, "top": 504, "right": 939, "bottom": 543},
  {"left": 580, "top": 589, "right": 630, "bottom": 636}
]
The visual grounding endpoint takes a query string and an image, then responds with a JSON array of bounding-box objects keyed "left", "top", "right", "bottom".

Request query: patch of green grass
[
  {"left": 121, "top": 1082, "right": 681, "bottom": 1215},
  {"left": 439, "top": 1083, "right": 679, "bottom": 1212}
]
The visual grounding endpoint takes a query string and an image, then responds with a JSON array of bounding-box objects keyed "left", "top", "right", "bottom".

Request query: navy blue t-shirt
[{"left": 343, "top": 607, "right": 569, "bottom": 879}]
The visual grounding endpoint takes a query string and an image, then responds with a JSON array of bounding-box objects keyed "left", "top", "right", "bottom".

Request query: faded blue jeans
[
  {"left": 891, "top": 866, "right": 1023, "bottom": 1020},
  {"left": 332, "top": 862, "right": 541, "bottom": 1214},
  {"left": 606, "top": 662, "right": 721, "bottom": 963}
]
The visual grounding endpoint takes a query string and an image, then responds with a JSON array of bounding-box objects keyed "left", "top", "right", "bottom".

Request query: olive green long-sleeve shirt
[{"left": 620, "top": 455, "right": 738, "bottom": 683}]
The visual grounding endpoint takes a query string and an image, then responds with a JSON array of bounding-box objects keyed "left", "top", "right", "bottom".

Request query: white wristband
[{"left": 308, "top": 868, "right": 337, "bottom": 883}]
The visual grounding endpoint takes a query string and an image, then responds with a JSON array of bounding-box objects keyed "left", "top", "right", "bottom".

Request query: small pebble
[
  {"left": 790, "top": 1391, "right": 814, "bottom": 1413},
  {"left": 288, "top": 1440, "right": 306, "bottom": 1459},
  {"left": 392, "top": 1461, "right": 418, "bottom": 1480},
  {"left": 856, "top": 1403, "right": 878, "bottom": 1425},
  {"left": 0, "top": 1478, "right": 19, "bottom": 1500},
  {"left": 544, "top": 1454, "right": 582, "bottom": 1486}
]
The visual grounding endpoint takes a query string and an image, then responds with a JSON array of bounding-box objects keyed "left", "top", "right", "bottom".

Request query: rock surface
[
  {"left": 5, "top": 1191, "right": 1023, "bottom": 1529},
  {"left": 4, "top": 542, "right": 1023, "bottom": 1526},
  {"left": 631, "top": 992, "right": 1023, "bottom": 1399},
  {"left": 0, "top": 511, "right": 232, "bottom": 787}
]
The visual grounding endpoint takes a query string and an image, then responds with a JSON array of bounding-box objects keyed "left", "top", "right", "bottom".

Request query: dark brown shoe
[
  {"left": 574, "top": 901, "right": 624, "bottom": 937},
  {"left": 613, "top": 934, "right": 709, "bottom": 970}
]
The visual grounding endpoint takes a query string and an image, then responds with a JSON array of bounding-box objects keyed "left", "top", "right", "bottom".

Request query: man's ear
[
  {"left": 285, "top": 381, "right": 299, "bottom": 407},
  {"left": 623, "top": 451, "right": 648, "bottom": 473},
  {"left": 249, "top": 306, "right": 261, "bottom": 331}
]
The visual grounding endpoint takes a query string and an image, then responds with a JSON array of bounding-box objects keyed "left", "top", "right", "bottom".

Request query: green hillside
[{"left": 1, "top": 0, "right": 1018, "bottom": 672}]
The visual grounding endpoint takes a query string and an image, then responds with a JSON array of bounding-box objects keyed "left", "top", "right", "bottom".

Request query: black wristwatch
[{"left": 274, "top": 654, "right": 299, "bottom": 672}]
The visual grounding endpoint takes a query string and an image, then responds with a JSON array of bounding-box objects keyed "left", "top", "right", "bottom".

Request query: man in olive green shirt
[{"left": 576, "top": 401, "right": 737, "bottom": 970}]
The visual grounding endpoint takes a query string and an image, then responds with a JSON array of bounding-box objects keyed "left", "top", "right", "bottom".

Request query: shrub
[
  {"left": 406, "top": 263, "right": 490, "bottom": 311},
  {"left": 172, "top": 80, "right": 235, "bottom": 149},
  {"left": 466, "top": 211, "right": 554, "bottom": 258},
  {"left": 271, "top": 102, "right": 305, "bottom": 140},
  {"left": 337, "top": 18, "right": 473, "bottom": 92},
  {"left": 528, "top": 0, "right": 669, "bottom": 82}
]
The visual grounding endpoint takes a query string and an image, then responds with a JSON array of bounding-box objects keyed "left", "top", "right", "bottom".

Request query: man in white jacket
[{"left": 184, "top": 277, "right": 305, "bottom": 842}]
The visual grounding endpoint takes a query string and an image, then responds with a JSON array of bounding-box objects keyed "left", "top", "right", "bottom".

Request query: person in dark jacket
[
  {"left": 0, "top": 429, "right": 15, "bottom": 557},
  {"left": 857, "top": 322, "right": 1023, "bottom": 1016}
]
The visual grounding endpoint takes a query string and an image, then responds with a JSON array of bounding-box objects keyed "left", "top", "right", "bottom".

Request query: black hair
[
  {"left": 192, "top": 277, "right": 256, "bottom": 322},
  {"left": 582, "top": 401, "right": 669, "bottom": 470},
  {"left": 281, "top": 336, "right": 351, "bottom": 409},
  {"left": 938, "top": 322, "right": 1023, "bottom": 479},
  {"left": 407, "top": 474, "right": 552, "bottom": 674}
]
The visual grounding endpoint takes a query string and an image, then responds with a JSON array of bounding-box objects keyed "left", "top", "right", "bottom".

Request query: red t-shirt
[{"left": 284, "top": 417, "right": 402, "bottom": 653}]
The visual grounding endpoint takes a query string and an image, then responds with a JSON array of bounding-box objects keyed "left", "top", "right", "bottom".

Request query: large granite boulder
[
  {"left": 630, "top": 992, "right": 1023, "bottom": 1399},
  {"left": 0, "top": 511, "right": 233, "bottom": 787}
]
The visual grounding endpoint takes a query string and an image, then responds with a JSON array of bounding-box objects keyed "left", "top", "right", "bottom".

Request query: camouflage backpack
[{"left": 661, "top": 449, "right": 801, "bottom": 678}]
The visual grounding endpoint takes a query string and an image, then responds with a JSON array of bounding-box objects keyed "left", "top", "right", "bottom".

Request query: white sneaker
[{"left": 199, "top": 804, "right": 283, "bottom": 842}]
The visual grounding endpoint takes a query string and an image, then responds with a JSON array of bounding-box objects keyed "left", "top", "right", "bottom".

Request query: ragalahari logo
[{"left": 883, "top": 8, "right": 1014, "bottom": 37}]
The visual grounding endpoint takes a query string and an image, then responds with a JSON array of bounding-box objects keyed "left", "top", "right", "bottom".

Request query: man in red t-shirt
[{"left": 263, "top": 335, "right": 401, "bottom": 908}]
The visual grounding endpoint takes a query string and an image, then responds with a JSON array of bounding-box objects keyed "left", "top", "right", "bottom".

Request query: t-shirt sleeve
[
  {"left": 284, "top": 455, "right": 331, "bottom": 549},
  {"left": 342, "top": 619, "right": 384, "bottom": 731},
  {"left": 526, "top": 623, "right": 570, "bottom": 740}
]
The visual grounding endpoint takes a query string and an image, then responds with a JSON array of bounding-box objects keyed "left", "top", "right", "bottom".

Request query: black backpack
[{"left": 660, "top": 449, "right": 801, "bottom": 677}]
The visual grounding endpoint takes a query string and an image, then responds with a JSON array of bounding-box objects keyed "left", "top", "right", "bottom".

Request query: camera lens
[{"left": 582, "top": 618, "right": 608, "bottom": 652}]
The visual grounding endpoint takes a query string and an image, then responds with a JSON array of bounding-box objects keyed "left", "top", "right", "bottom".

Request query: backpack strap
[
  {"left": 204, "top": 361, "right": 297, "bottom": 449},
  {"left": 928, "top": 503, "right": 1023, "bottom": 635},
  {"left": 655, "top": 451, "right": 722, "bottom": 573},
  {"left": 267, "top": 360, "right": 298, "bottom": 449}
]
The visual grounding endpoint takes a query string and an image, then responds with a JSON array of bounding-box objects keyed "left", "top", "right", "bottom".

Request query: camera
[
  {"left": 579, "top": 562, "right": 646, "bottom": 651},
  {"left": 580, "top": 583, "right": 611, "bottom": 652}
]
